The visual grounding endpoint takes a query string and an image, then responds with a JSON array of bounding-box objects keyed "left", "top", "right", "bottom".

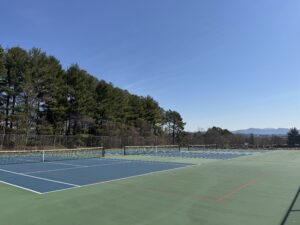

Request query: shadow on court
[{"left": 281, "top": 187, "right": 300, "bottom": 225}]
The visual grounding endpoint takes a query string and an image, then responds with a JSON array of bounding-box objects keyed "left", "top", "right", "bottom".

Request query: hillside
[{"left": 233, "top": 128, "right": 289, "bottom": 136}]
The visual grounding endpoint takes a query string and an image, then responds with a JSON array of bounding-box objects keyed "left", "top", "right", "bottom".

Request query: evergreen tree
[
  {"left": 288, "top": 127, "right": 300, "bottom": 147},
  {"left": 0, "top": 45, "right": 185, "bottom": 139},
  {"left": 165, "top": 110, "right": 185, "bottom": 144},
  {"left": 205, "top": 127, "right": 232, "bottom": 136},
  {"left": 26, "top": 48, "right": 65, "bottom": 134},
  {"left": 3, "top": 47, "right": 29, "bottom": 132},
  {"left": 65, "top": 65, "right": 97, "bottom": 135},
  {"left": 142, "top": 96, "right": 164, "bottom": 135},
  {"left": 0, "top": 46, "right": 7, "bottom": 130},
  {"left": 249, "top": 133, "right": 255, "bottom": 146}
]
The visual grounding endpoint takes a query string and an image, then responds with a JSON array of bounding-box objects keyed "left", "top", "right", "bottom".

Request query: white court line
[
  {"left": 26, "top": 161, "right": 134, "bottom": 174},
  {"left": 0, "top": 168, "right": 79, "bottom": 187},
  {"left": 102, "top": 156, "right": 193, "bottom": 166},
  {"left": 26, "top": 159, "right": 191, "bottom": 174},
  {"left": 45, "top": 158, "right": 128, "bottom": 167},
  {"left": 128, "top": 160, "right": 191, "bottom": 166},
  {"left": 44, "top": 157, "right": 132, "bottom": 166},
  {"left": 0, "top": 160, "right": 196, "bottom": 195},
  {"left": 42, "top": 164, "right": 198, "bottom": 195},
  {"left": 0, "top": 180, "right": 42, "bottom": 194},
  {"left": 45, "top": 161, "right": 86, "bottom": 167},
  {"left": 88, "top": 156, "right": 191, "bottom": 166}
]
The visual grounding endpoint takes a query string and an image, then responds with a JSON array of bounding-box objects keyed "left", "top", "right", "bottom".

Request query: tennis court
[
  {"left": 0, "top": 154, "right": 192, "bottom": 194},
  {"left": 1, "top": 148, "right": 300, "bottom": 225},
  {"left": 0, "top": 146, "right": 253, "bottom": 194}
]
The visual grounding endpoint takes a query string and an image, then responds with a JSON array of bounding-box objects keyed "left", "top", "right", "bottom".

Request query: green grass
[{"left": 1, "top": 150, "right": 300, "bottom": 225}]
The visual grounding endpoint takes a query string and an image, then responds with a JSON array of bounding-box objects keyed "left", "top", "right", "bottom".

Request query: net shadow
[{"left": 280, "top": 187, "right": 300, "bottom": 225}]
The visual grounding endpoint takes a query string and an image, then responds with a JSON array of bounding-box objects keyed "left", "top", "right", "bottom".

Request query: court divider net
[{"left": 124, "top": 145, "right": 180, "bottom": 155}]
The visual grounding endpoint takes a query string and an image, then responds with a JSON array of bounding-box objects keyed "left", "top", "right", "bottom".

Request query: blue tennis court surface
[{"left": 0, "top": 158, "right": 192, "bottom": 194}]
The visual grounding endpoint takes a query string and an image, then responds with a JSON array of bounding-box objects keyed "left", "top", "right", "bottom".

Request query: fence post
[
  {"left": 0, "top": 134, "right": 4, "bottom": 150},
  {"left": 53, "top": 135, "right": 56, "bottom": 149}
]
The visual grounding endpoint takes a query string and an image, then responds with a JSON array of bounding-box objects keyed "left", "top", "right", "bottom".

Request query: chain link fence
[
  {"left": 0, "top": 134, "right": 289, "bottom": 151},
  {"left": 0, "top": 134, "right": 172, "bottom": 151}
]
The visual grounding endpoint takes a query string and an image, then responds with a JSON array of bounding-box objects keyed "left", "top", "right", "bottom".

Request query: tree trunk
[
  {"left": 9, "top": 95, "right": 16, "bottom": 129},
  {"left": 5, "top": 95, "right": 10, "bottom": 129},
  {"left": 36, "top": 100, "right": 40, "bottom": 134},
  {"left": 172, "top": 123, "right": 175, "bottom": 145}
]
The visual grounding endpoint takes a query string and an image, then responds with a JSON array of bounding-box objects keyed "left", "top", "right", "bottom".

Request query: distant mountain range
[{"left": 233, "top": 128, "right": 290, "bottom": 136}]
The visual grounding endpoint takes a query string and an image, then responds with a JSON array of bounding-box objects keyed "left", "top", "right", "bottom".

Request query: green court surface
[{"left": 1, "top": 150, "right": 300, "bottom": 225}]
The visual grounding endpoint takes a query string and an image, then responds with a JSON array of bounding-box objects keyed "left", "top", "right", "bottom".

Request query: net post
[
  {"left": 123, "top": 146, "right": 126, "bottom": 155},
  {"left": 102, "top": 148, "right": 105, "bottom": 157}
]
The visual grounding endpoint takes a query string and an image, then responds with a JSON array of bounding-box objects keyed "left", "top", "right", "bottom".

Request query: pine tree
[
  {"left": 65, "top": 65, "right": 97, "bottom": 135},
  {"left": 288, "top": 128, "right": 300, "bottom": 147},
  {"left": 165, "top": 110, "right": 185, "bottom": 144},
  {"left": 0, "top": 46, "right": 185, "bottom": 139},
  {"left": 3, "top": 47, "right": 29, "bottom": 132},
  {"left": 26, "top": 48, "right": 66, "bottom": 134},
  {"left": 0, "top": 46, "right": 7, "bottom": 130}
]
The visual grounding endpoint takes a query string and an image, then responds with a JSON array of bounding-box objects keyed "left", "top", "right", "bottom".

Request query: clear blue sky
[{"left": 1, "top": 0, "right": 300, "bottom": 131}]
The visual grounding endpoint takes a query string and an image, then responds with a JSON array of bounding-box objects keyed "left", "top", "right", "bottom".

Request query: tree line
[
  {"left": 184, "top": 127, "right": 298, "bottom": 148},
  {"left": 1, "top": 46, "right": 298, "bottom": 148},
  {"left": 0, "top": 46, "right": 185, "bottom": 143}
]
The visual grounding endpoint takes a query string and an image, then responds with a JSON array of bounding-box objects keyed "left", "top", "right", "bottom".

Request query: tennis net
[
  {"left": 187, "top": 144, "right": 218, "bottom": 151},
  {"left": 124, "top": 145, "right": 180, "bottom": 155},
  {"left": 0, "top": 147, "right": 104, "bottom": 165}
]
